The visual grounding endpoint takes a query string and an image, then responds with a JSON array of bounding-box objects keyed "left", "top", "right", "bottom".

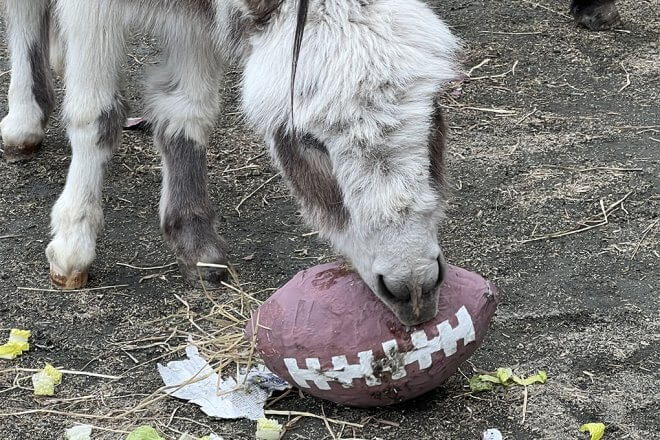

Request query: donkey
[
  {"left": 0, "top": 0, "right": 462, "bottom": 326},
  {"left": 0, "top": 0, "right": 620, "bottom": 325}
]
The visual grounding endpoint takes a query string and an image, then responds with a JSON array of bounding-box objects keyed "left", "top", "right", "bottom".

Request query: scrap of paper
[
  {"left": 66, "top": 425, "right": 93, "bottom": 440},
  {"left": 482, "top": 428, "right": 503, "bottom": 440},
  {"left": 158, "top": 345, "right": 290, "bottom": 421}
]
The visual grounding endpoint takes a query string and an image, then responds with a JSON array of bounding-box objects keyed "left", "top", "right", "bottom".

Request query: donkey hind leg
[
  {"left": 570, "top": 0, "right": 621, "bottom": 30},
  {"left": 146, "top": 37, "right": 229, "bottom": 286},
  {"left": 0, "top": 0, "right": 54, "bottom": 162},
  {"left": 46, "top": 3, "right": 127, "bottom": 289}
]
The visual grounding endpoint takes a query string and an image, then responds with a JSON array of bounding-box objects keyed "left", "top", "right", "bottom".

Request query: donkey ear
[{"left": 243, "top": 0, "right": 282, "bottom": 24}]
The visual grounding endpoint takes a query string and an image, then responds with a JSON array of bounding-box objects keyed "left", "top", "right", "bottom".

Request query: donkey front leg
[
  {"left": 147, "top": 41, "right": 229, "bottom": 286},
  {"left": 1, "top": 0, "right": 54, "bottom": 162},
  {"left": 46, "top": 3, "right": 127, "bottom": 289}
]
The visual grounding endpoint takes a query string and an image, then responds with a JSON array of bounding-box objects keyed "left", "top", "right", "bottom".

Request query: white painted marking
[{"left": 283, "top": 306, "right": 476, "bottom": 390}]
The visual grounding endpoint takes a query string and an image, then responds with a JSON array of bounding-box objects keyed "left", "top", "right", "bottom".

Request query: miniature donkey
[{"left": 0, "top": 0, "right": 620, "bottom": 325}]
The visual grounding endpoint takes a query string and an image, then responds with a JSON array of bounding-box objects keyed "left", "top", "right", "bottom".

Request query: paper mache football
[{"left": 245, "top": 262, "right": 497, "bottom": 407}]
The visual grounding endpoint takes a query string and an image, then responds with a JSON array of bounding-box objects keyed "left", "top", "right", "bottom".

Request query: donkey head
[{"left": 218, "top": 0, "right": 460, "bottom": 325}]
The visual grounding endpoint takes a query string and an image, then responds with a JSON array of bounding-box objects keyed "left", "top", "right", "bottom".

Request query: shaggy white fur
[{"left": 237, "top": 0, "right": 460, "bottom": 323}]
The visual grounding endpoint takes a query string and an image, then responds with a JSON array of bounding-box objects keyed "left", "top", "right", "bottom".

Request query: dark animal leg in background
[
  {"left": 145, "top": 31, "right": 228, "bottom": 287},
  {"left": 158, "top": 131, "right": 230, "bottom": 286},
  {"left": 570, "top": 0, "right": 621, "bottom": 30}
]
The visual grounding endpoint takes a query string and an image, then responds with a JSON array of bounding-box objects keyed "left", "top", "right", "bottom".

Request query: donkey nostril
[
  {"left": 377, "top": 274, "right": 410, "bottom": 301},
  {"left": 377, "top": 274, "right": 394, "bottom": 300},
  {"left": 435, "top": 256, "right": 446, "bottom": 288}
]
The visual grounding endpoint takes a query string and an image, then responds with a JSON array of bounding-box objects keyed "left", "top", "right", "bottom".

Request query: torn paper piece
[
  {"left": 32, "top": 363, "right": 63, "bottom": 396},
  {"left": 158, "top": 345, "right": 287, "bottom": 421},
  {"left": 482, "top": 428, "right": 503, "bottom": 440},
  {"left": 198, "top": 435, "right": 224, "bottom": 440},
  {"left": 0, "top": 329, "right": 31, "bottom": 360},
  {"left": 244, "top": 364, "right": 291, "bottom": 392},
  {"left": 66, "top": 425, "right": 93, "bottom": 440},
  {"left": 256, "top": 418, "right": 283, "bottom": 440},
  {"left": 126, "top": 425, "right": 164, "bottom": 440}
]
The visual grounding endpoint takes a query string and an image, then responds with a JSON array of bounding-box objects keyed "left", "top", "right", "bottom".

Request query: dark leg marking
[
  {"left": 97, "top": 95, "right": 128, "bottom": 149},
  {"left": 244, "top": 0, "right": 284, "bottom": 24},
  {"left": 274, "top": 127, "right": 349, "bottom": 230},
  {"left": 428, "top": 103, "right": 447, "bottom": 192},
  {"left": 570, "top": 0, "right": 621, "bottom": 30},
  {"left": 30, "top": 7, "right": 55, "bottom": 127},
  {"left": 159, "top": 132, "right": 229, "bottom": 285},
  {"left": 224, "top": 5, "right": 254, "bottom": 59},
  {"left": 299, "top": 133, "right": 328, "bottom": 154}
]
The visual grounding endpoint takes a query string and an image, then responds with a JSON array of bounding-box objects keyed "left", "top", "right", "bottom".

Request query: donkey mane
[
  {"left": 251, "top": 0, "right": 309, "bottom": 131},
  {"left": 291, "top": 0, "right": 310, "bottom": 130}
]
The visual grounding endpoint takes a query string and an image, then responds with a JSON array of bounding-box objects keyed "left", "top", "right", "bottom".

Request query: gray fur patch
[
  {"left": 299, "top": 133, "right": 328, "bottom": 154},
  {"left": 29, "top": 6, "right": 55, "bottom": 126},
  {"left": 131, "top": 0, "right": 214, "bottom": 19},
  {"left": 274, "top": 127, "right": 350, "bottom": 230},
  {"left": 244, "top": 0, "right": 283, "bottom": 24},
  {"left": 227, "top": 5, "right": 250, "bottom": 43},
  {"left": 150, "top": 70, "right": 180, "bottom": 95},
  {"left": 97, "top": 95, "right": 128, "bottom": 149}
]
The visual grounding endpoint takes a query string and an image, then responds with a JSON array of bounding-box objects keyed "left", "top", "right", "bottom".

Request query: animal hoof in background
[
  {"left": 49, "top": 266, "right": 88, "bottom": 290},
  {"left": 572, "top": 2, "right": 621, "bottom": 30},
  {"left": 2, "top": 142, "right": 42, "bottom": 163},
  {"left": 178, "top": 259, "right": 229, "bottom": 289},
  {"left": 1, "top": 114, "right": 46, "bottom": 162}
]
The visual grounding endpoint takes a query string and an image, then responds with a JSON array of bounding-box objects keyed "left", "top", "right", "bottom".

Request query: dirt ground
[{"left": 1, "top": 0, "right": 658, "bottom": 439}]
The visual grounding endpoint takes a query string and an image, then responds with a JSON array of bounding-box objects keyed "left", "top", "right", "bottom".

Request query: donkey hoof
[
  {"left": 179, "top": 260, "right": 229, "bottom": 288},
  {"left": 3, "top": 142, "right": 42, "bottom": 163},
  {"left": 50, "top": 267, "right": 88, "bottom": 290},
  {"left": 572, "top": 2, "right": 621, "bottom": 30}
]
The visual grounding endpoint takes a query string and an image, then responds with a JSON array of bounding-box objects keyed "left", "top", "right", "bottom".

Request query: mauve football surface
[{"left": 245, "top": 262, "right": 497, "bottom": 407}]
